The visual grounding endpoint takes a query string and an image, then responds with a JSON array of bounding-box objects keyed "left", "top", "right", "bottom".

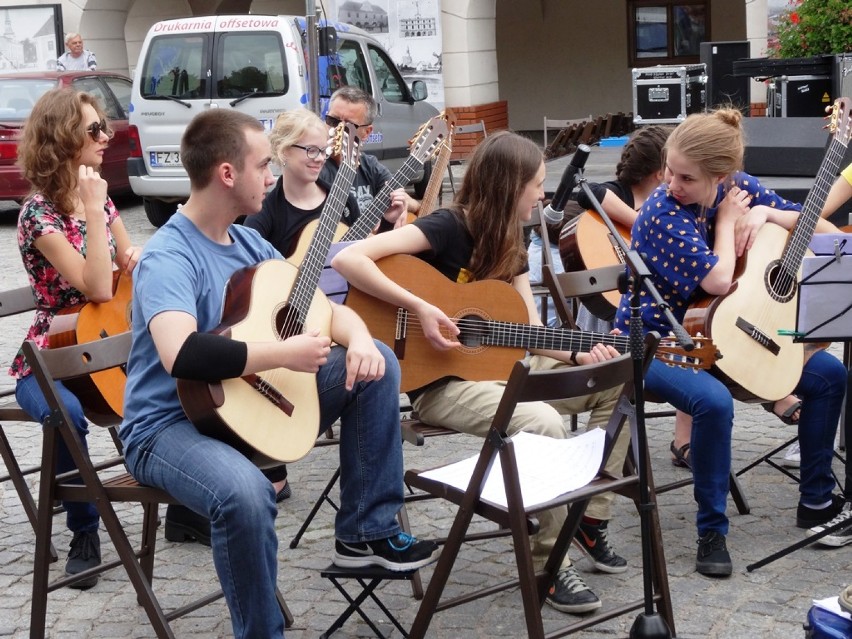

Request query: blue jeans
[
  {"left": 646, "top": 349, "right": 846, "bottom": 537},
  {"left": 123, "top": 341, "right": 404, "bottom": 639},
  {"left": 16, "top": 373, "right": 99, "bottom": 534}
]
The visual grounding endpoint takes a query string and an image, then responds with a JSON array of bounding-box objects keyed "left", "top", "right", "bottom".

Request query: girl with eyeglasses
[
  {"left": 10, "top": 87, "right": 141, "bottom": 589},
  {"left": 244, "top": 108, "right": 359, "bottom": 261}
]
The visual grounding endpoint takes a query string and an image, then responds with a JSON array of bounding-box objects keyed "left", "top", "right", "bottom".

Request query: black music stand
[{"left": 747, "top": 249, "right": 852, "bottom": 571}]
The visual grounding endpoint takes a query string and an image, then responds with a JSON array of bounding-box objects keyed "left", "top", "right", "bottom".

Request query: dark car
[{"left": 0, "top": 71, "right": 133, "bottom": 202}]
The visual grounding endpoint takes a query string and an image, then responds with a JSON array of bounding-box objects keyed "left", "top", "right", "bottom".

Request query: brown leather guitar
[
  {"left": 176, "top": 123, "right": 360, "bottom": 465},
  {"left": 684, "top": 97, "right": 852, "bottom": 402},
  {"left": 287, "top": 113, "right": 448, "bottom": 265},
  {"left": 47, "top": 269, "right": 132, "bottom": 425},
  {"left": 558, "top": 209, "right": 631, "bottom": 321},
  {"left": 345, "top": 254, "right": 718, "bottom": 392}
]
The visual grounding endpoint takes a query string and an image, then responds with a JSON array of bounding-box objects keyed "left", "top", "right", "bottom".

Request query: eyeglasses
[
  {"left": 324, "top": 114, "right": 371, "bottom": 129},
  {"left": 86, "top": 119, "right": 113, "bottom": 141},
  {"left": 291, "top": 143, "right": 328, "bottom": 160}
]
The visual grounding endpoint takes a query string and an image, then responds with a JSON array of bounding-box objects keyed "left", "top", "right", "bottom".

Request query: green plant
[{"left": 770, "top": 0, "right": 852, "bottom": 58}]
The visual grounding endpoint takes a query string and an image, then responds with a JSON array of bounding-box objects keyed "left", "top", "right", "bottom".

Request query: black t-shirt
[
  {"left": 318, "top": 152, "right": 394, "bottom": 216},
  {"left": 411, "top": 208, "right": 476, "bottom": 283},
  {"left": 244, "top": 175, "right": 357, "bottom": 258},
  {"left": 576, "top": 179, "right": 635, "bottom": 211}
]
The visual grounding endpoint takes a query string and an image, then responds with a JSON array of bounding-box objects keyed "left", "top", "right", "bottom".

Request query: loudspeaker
[
  {"left": 700, "top": 41, "right": 751, "bottom": 114},
  {"left": 743, "top": 117, "right": 835, "bottom": 176}
]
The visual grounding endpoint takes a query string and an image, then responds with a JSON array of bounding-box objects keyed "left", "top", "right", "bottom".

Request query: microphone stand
[{"left": 575, "top": 173, "right": 690, "bottom": 639}]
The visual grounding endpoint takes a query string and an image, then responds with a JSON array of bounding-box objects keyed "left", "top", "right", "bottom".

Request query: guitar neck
[
  {"left": 782, "top": 135, "right": 850, "bottom": 272},
  {"left": 476, "top": 319, "right": 629, "bottom": 354},
  {"left": 419, "top": 139, "right": 452, "bottom": 217},
  {"left": 293, "top": 162, "right": 356, "bottom": 318},
  {"left": 341, "top": 155, "right": 423, "bottom": 241}
]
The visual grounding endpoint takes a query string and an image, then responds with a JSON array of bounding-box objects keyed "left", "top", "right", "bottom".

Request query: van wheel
[
  {"left": 144, "top": 198, "right": 178, "bottom": 227},
  {"left": 412, "top": 160, "right": 432, "bottom": 199}
]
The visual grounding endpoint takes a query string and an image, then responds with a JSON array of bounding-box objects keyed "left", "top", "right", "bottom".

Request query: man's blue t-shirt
[{"left": 120, "top": 212, "right": 279, "bottom": 453}]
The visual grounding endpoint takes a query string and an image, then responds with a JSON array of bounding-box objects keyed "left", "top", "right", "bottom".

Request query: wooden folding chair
[
  {"left": 0, "top": 285, "right": 60, "bottom": 562},
  {"left": 541, "top": 260, "right": 751, "bottom": 515},
  {"left": 404, "top": 335, "right": 673, "bottom": 638},
  {"left": 22, "top": 334, "right": 292, "bottom": 638}
]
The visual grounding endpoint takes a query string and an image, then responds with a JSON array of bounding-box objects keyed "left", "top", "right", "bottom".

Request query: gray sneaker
[
  {"left": 808, "top": 501, "right": 852, "bottom": 547},
  {"left": 544, "top": 565, "right": 602, "bottom": 614}
]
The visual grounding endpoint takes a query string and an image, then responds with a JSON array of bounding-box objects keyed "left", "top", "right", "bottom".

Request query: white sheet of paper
[
  {"left": 419, "top": 429, "right": 606, "bottom": 508},
  {"left": 813, "top": 596, "right": 852, "bottom": 621}
]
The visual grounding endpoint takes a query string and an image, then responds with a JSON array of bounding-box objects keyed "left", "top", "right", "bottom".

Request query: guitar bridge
[
  {"left": 393, "top": 307, "right": 408, "bottom": 360},
  {"left": 244, "top": 374, "right": 295, "bottom": 417},
  {"left": 735, "top": 317, "right": 781, "bottom": 355}
]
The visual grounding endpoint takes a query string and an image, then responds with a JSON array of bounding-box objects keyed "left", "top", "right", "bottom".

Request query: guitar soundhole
[
  {"left": 275, "top": 304, "right": 303, "bottom": 339},
  {"left": 764, "top": 260, "right": 796, "bottom": 303},
  {"left": 456, "top": 314, "right": 486, "bottom": 348}
]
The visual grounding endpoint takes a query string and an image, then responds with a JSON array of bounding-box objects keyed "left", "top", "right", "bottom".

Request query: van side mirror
[
  {"left": 411, "top": 79, "right": 428, "bottom": 102},
  {"left": 318, "top": 26, "right": 337, "bottom": 56}
]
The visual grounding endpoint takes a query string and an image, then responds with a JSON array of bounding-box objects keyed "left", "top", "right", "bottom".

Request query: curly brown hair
[
  {"left": 452, "top": 131, "right": 543, "bottom": 283},
  {"left": 17, "top": 87, "right": 109, "bottom": 216}
]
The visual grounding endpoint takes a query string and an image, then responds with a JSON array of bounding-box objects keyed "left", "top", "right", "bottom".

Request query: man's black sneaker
[
  {"left": 333, "top": 532, "right": 439, "bottom": 572},
  {"left": 573, "top": 519, "right": 627, "bottom": 574},
  {"left": 808, "top": 501, "right": 852, "bottom": 547},
  {"left": 66, "top": 530, "right": 101, "bottom": 590},
  {"left": 796, "top": 494, "right": 845, "bottom": 529},
  {"left": 544, "top": 565, "right": 602, "bottom": 614},
  {"left": 695, "top": 531, "right": 732, "bottom": 577},
  {"left": 164, "top": 504, "right": 211, "bottom": 546}
]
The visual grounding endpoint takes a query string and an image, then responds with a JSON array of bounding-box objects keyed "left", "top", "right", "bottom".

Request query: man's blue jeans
[
  {"left": 123, "top": 341, "right": 405, "bottom": 639},
  {"left": 16, "top": 373, "right": 99, "bottom": 534},
  {"left": 646, "top": 349, "right": 845, "bottom": 537}
]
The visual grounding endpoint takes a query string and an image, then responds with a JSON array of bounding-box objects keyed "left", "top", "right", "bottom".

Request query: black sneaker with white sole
[
  {"left": 333, "top": 532, "right": 439, "bottom": 572},
  {"left": 544, "top": 565, "right": 602, "bottom": 614},
  {"left": 573, "top": 519, "right": 628, "bottom": 574}
]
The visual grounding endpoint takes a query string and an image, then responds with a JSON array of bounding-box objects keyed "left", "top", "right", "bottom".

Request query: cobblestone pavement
[{"left": 0, "top": 166, "right": 850, "bottom": 638}]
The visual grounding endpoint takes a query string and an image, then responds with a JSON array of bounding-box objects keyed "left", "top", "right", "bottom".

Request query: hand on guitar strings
[
  {"left": 415, "top": 301, "right": 461, "bottom": 351},
  {"left": 279, "top": 329, "right": 331, "bottom": 373}
]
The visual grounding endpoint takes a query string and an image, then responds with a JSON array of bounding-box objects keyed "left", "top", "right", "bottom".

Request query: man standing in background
[{"left": 56, "top": 33, "right": 97, "bottom": 71}]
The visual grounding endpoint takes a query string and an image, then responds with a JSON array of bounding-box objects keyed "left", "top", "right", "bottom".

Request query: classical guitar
[
  {"left": 415, "top": 109, "right": 456, "bottom": 218},
  {"left": 48, "top": 269, "right": 132, "bottom": 425},
  {"left": 558, "top": 209, "right": 631, "bottom": 320},
  {"left": 287, "top": 113, "right": 449, "bottom": 264},
  {"left": 345, "top": 254, "right": 717, "bottom": 392},
  {"left": 176, "top": 123, "right": 360, "bottom": 465},
  {"left": 684, "top": 97, "right": 852, "bottom": 403}
]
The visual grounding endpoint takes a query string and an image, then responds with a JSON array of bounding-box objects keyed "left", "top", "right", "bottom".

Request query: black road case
[
  {"left": 768, "top": 74, "right": 832, "bottom": 117},
  {"left": 633, "top": 63, "right": 707, "bottom": 124}
]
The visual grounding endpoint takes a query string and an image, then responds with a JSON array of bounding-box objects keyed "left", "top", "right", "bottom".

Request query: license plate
[{"left": 150, "top": 151, "right": 182, "bottom": 167}]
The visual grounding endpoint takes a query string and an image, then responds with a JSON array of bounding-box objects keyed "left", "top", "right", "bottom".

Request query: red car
[{"left": 0, "top": 71, "right": 133, "bottom": 202}]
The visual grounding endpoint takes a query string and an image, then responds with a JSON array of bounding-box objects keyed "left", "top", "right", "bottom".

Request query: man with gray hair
[{"left": 56, "top": 33, "right": 97, "bottom": 71}]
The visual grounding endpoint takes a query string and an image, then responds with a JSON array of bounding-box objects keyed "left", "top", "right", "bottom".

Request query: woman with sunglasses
[{"left": 11, "top": 87, "right": 141, "bottom": 589}]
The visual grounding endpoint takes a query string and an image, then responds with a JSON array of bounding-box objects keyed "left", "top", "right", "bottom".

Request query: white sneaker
[
  {"left": 782, "top": 441, "right": 800, "bottom": 468},
  {"left": 807, "top": 502, "right": 852, "bottom": 547}
]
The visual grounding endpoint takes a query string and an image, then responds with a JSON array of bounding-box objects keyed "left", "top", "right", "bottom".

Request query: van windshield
[
  {"left": 215, "top": 32, "right": 289, "bottom": 98},
  {"left": 140, "top": 35, "right": 208, "bottom": 99}
]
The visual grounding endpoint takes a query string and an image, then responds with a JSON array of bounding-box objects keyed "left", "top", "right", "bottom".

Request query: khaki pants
[{"left": 412, "top": 355, "right": 628, "bottom": 569}]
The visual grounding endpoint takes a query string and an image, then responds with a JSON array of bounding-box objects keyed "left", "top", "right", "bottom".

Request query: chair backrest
[
  {"left": 454, "top": 120, "right": 487, "bottom": 137},
  {"left": 543, "top": 115, "right": 590, "bottom": 149},
  {"left": 0, "top": 286, "right": 36, "bottom": 319},
  {"left": 22, "top": 333, "right": 133, "bottom": 427}
]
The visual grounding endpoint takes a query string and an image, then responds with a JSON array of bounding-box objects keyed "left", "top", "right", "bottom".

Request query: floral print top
[{"left": 9, "top": 193, "right": 119, "bottom": 379}]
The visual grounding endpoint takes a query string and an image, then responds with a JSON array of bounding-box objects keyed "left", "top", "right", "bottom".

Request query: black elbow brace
[{"left": 172, "top": 332, "right": 248, "bottom": 381}]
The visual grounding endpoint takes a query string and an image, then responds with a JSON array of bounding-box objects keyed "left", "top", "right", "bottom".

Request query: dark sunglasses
[
  {"left": 86, "top": 119, "right": 113, "bottom": 141},
  {"left": 291, "top": 143, "right": 329, "bottom": 160},
  {"left": 324, "top": 114, "right": 370, "bottom": 129}
]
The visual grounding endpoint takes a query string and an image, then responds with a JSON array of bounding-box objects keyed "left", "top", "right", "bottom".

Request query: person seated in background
[
  {"left": 320, "top": 85, "right": 418, "bottom": 221},
  {"left": 333, "top": 131, "right": 631, "bottom": 616},
  {"left": 119, "top": 108, "right": 439, "bottom": 639}
]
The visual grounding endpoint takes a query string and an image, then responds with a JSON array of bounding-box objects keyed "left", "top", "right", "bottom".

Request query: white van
[{"left": 128, "top": 15, "right": 438, "bottom": 226}]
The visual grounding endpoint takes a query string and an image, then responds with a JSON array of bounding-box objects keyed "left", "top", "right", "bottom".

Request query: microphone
[{"left": 542, "top": 144, "right": 591, "bottom": 224}]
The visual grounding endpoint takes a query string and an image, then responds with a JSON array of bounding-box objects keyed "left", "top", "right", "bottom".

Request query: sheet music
[{"left": 419, "top": 429, "right": 605, "bottom": 509}]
